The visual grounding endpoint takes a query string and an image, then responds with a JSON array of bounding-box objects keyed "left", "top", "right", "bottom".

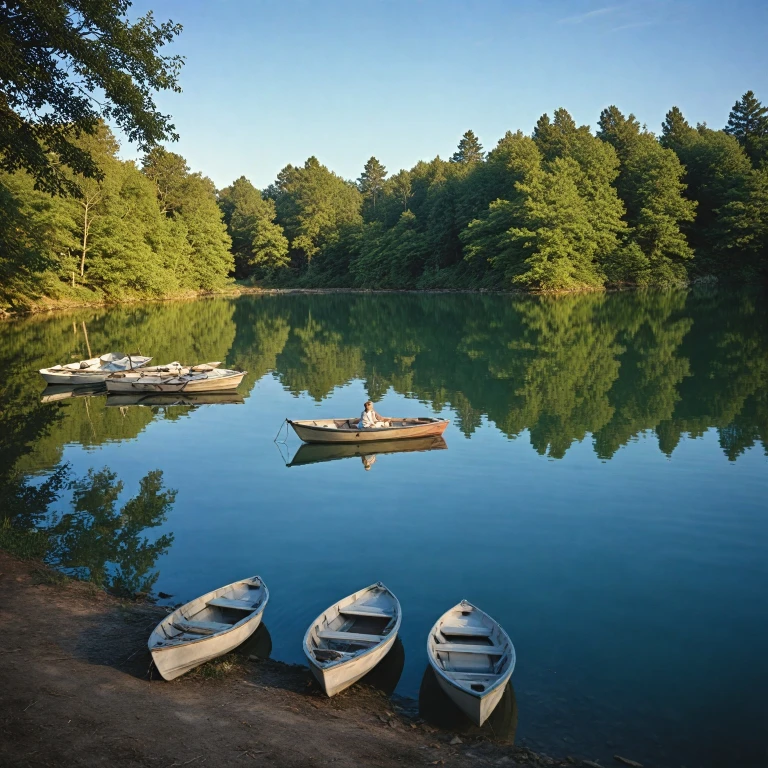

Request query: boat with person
[
  {"left": 287, "top": 416, "right": 449, "bottom": 444},
  {"left": 304, "top": 582, "right": 402, "bottom": 696},
  {"left": 106, "top": 362, "right": 245, "bottom": 394},
  {"left": 148, "top": 575, "right": 269, "bottom": 681},
  {"left": 38, "top": 352, "right": 152, "bottom": 385},
  {"left": 427, "top": 600, "right": 516, "bottom": 726}
]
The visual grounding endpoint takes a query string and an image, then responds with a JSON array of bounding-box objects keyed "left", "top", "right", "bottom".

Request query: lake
[{"left": 1, "top": 288, "right": 766, "bottom": 768}]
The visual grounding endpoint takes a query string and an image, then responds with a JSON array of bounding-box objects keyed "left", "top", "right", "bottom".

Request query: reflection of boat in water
[
  {"left": 356, "top": 635, "right": 405, "bottom": 695},
  {"left": 233, "top": 622, "right": 273, "bottom": 661},
  {"left": 287, "top": 436, "right": 448, "bottom": 467},
  {"left": 427, "top": 600, "right": 516, "bottom": 726},
  {"left": 40, "top": 383, "right": 105, "bottom": 403},
  {"left": 287, "top": 416, "right": 449, "bottom": 444},
  {"left": 105, "top": 392, "right": 245, "bottom": 407},
  {"left": 419, "top": 665, "right": 517, "bottom": 742}
]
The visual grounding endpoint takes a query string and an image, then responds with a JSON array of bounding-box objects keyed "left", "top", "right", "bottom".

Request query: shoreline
[
  {"left": 0, "top": 277, "right": 721, "bottom": 321},
  {"left": 0, "top": 550, "right": 608, "bottom": 768}
]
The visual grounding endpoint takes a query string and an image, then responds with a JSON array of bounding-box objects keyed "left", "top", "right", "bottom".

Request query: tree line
[
  {"left": 2, "top": 92, "right": 767, "bottom": 309},
  {"left": 230, "top": 91, "right": 767, "bottom": 291}
]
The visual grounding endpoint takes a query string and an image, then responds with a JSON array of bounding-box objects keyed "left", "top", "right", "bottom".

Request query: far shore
[
  {"left": 1, "top": 277, "right": 723, "bottom": 321},
  {"left": 0, "top": 551, "right": 589, "bottom": 768}
]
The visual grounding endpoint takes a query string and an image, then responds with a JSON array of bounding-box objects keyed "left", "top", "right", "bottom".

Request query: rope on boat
[{"left": 273, "top": 418, "right": 289, "bottom": 444}]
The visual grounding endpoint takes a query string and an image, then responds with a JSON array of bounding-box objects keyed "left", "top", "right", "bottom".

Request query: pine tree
[
  {"left": 358, "top": 157, "right": 387, "bottom": 216},
  {"left": 725, "top": 91, "right": 768, "bottom": 167},
  {"left": 596, "top": 106, "right": 641, "bottom": 163},
  {"left": 451, "top": 131, "right": 484, "bottom": 164},
  {"left": 660, "top": 107, "right": 694, "bottom": 152}
]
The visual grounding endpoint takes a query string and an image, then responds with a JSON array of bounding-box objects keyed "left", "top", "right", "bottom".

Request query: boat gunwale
[
  {"left": 303, "top": 582, "right": 402, "bottom": 670},
  {"left": 426, "top": 599, "right": 516, "bottom": 701},
  {"left": 287, "top": 417, "right": 450, "bottom": 434},
  {"left": 149, "top": 575, "right": 269, "bottom": 654}
]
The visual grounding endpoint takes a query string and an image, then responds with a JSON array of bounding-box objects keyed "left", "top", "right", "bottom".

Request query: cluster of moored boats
[
  {"left": 149, "top": 579, "right": 516, "bottom": 726},
  {"left": 39, "top": 352, "right": 246, "bottom": 394}
]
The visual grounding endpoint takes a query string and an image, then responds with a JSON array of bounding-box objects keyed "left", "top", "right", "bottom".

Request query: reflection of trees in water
[
  {"left": 47, "top": 468, "right": 175, "bottom": 596},
  {"left": 1, "top": 289, "right": 766, "bottom": 465}
]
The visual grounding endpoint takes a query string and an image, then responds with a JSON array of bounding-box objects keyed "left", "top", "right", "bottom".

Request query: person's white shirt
[{"left": 359, "top": 409, "right": 378, "bottom": 429}]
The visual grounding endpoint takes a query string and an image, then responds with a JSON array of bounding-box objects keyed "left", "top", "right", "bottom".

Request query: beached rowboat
[
  {"left": 106, "top": 362, "right": 245, "bottom": 394},
  {"left": 148, "top": 576, "right": 269, "bottom": 681},
  {"left": 39, "top": 352, "right": 152, "bottom": 385},
  {"left": 287, "top": 416, "right": 449, "bottom": 444},
  {"left": 427, "top": 600, "right": 516, "bottom": 726},
  {"left": 304, "top": 583, "right": 401, "bottom": 697}
]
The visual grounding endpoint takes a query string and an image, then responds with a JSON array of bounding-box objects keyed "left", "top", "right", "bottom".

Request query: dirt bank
[{"left": 0, "top": 553, "right": 580, "bottom": 768}]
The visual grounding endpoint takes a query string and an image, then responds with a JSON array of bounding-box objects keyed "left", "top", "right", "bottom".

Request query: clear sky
[{"left": 125, "top": 0, "right": 768, "bottom": 190}]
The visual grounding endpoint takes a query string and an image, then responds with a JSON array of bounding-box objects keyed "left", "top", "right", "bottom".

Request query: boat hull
[
  {"left": 288, "top": 418, "right": 449, "bottom": 444},
  {"left": 39, "top": 355, "right": 152, "bottom": 385},
  {"left": 308, "top": 631, "right": 398, "bottom": 696},
  {"left": 434, "top": 666, "right": 512, "bottom": 726},
  {"left": 106, "top": 371, "right": 245, "bottom": 394},
  {"left": 151, "top": 612, "right": 263, "bottom": 681}
]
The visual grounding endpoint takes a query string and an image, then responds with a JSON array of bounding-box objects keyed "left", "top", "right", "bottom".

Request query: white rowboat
[
  {"left": 304, "top": 582, "right": 401, "bottom": 696},
  {"left": 106, "top": 362, "right": 245, "bottom": 394},
  {"left": 288, "top": 417, "right": 449, "bottom": 444},
  {"left": 148, "top": 575, "right": 268, "bottom": 681},
  {"left": 427, "top": 600, "right": 516, "bottom": 726},
  {"left": 39, "top": 353, "right": 152, "bottom": 385}
]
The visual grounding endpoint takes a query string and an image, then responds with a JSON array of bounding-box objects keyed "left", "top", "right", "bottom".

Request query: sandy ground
[{"left": 0, "top": 552, "right": 579, "bottom": 768}]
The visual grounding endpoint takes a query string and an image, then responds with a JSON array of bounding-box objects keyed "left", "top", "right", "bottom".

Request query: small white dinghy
[
  {"left": 304, "top": 582, "right": 401, "bottom": 696},
  {"left": 148, "top": 576, "right": 268, "bottom": 681},
  {"left": 39, "top": 352, "right": 152, "bottom": 385},
  {"left": 427, "top": 600, "right": 516, "bottom": 726}
]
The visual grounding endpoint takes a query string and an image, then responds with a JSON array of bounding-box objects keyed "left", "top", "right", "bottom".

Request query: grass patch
[
  {"left": 0, "top": 519, "right": 50, "bottom": 560},
  {"left": 189, "top": 655, "right": 245, "bottom": 681},
  {"left": 30, "top": 566, "right": 69, "bottom": 586}
]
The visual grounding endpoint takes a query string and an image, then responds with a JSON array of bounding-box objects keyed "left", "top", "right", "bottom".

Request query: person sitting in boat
[{"left": 358, "top": 401, "right": 390, "bottom": 429}]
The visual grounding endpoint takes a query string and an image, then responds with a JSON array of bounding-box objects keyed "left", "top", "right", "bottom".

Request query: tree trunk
[{"left": 80, "top": 204, "right": 89, "bottom": 277}]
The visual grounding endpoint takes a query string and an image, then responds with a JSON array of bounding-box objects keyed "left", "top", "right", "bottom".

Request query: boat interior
[
  {"left": 296, "top": 417, "right": 443, "bottom": 431},
  {"left": 308, "top": 585, "right": 398, "bottom": 664},
  {"left": 152, "top": 578, "right": 265, "bottom": 646},
  {"left": 431, "top": 603, "right": 512, "bottom": 694}
]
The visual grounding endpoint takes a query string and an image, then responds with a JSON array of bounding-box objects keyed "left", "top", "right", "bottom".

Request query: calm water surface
[{"left": 1, "top": 289, "right": 766, "bottom": 768}]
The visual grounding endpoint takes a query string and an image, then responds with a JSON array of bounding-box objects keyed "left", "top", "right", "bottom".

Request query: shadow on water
[
  {"left": 234, "top": 623, "right": 273, "bottom": 661},
  {"left": 357, "top": 636, "right": 406, "bottom": 695},
  {"left": 418, "top": 666, "right": 518, "bottom": 743}
]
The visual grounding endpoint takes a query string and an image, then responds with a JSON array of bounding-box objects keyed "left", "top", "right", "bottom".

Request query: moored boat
[
  {"left": 106, "top": 362, "right": 245, "bottom": 394},
  {"left": 427, "top": 600, "right": 516, "bottom": 726},
  {"left": 39, "top": 352, "right": 152, "bottom": 385},
  {"left": 148, "top": 575, "right": 269, "bottom": 681},
  {"left": 304, "top": 582, "right": 401, "bottom": 696},
  {"left": 287, "top": 416, "right": 449, "bottom": 444}
]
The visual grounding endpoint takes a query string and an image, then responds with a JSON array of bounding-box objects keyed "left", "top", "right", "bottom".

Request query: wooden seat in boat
[
  {"left": 318, "top": 630, "right": 384, "bottom": 644},
  {"left": 172, "top": 619, "right": 232, "bottom": 635},
  {"left": 441, "top": 626, "right": 493, "bottom": 637},
  {"left": 206, "top": 597, "right": 256, "bottom": 611},
  {"left": 339, "top": 607, "right": 392, "bottom": 619},
  {"left": 434, "top": 642, "right": 504, "bottom": 655}
]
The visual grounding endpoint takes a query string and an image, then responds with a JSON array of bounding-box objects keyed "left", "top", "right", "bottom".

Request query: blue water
[{"left": 2, "top": 289, "right": 767, "bottom": 767}]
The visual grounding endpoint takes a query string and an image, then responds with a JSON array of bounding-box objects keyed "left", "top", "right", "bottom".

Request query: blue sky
[{"left": 125, "top": 0, "right": 768, "bottom": 189}]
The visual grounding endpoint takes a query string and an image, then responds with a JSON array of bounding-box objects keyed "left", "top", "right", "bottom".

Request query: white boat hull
[
  {"left": 151, "top": 612, "right": 263, "bottom": 681},
  {"left": 39, "top": 354, "right": 152, "bottom": 385},
  {"left": 304, "top": 583, "right": 401, "bottom": 697},
  {"left": 310, "top": 630, "right": 397, "bottom": 696},
  {"left": 40, "top": 371, "right": 109, "bottom": 385},
  {"left": 434, "top": 664, "right": 512, "bottom": 725},
  {"left": 107, "top": 370, "right": 244, "bottom": 394},
  {"left": 149, "top": 575, "right": 268, "bottom": 681}
]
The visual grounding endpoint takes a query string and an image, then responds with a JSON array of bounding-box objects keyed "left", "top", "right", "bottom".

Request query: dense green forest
[{"left": 2, "top": 93, "right": 768, "bottom": 310}]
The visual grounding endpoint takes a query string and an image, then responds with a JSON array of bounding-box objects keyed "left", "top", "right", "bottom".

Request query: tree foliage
[{"left": 0, "top": 0, "right": 183, "bottom": 195}]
